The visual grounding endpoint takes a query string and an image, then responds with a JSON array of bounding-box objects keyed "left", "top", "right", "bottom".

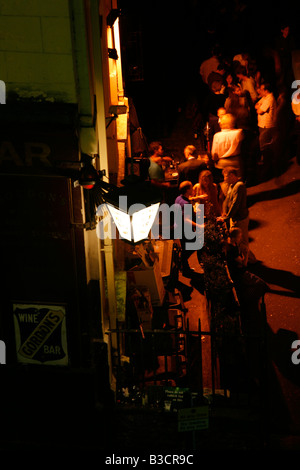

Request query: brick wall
[{"left": 0, "top": 0, "right": 77, "bottom": 103}]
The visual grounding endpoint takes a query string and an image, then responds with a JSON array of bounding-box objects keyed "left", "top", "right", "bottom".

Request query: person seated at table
[
  {"left": 147, "top": 141, "right": 172, "bottom": 199},
  {"left": 177, "top": 145, "right": 207, "bottom": 186}
]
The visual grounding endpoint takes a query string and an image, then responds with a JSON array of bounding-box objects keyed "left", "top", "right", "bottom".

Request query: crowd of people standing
[
  {"left": 146, "top": 139, "right": 255, "bottom": 277},
  {"left": 196, "top": 19, "right": 299, "bottom": 181},
  {"left": 145, "top": 137, "right": 268, "bottom": 324},
  {"left": 127, "top": 15, "right": 299, "bottom": 317}
]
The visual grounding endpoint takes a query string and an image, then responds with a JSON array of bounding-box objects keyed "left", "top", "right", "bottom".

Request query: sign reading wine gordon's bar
[{"left": 13, "top": 303, "right": 68, "bottom": 365}]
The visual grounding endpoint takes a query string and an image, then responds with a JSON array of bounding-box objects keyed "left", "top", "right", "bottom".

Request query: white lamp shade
[
  {"left": 106, "top": 202, "right": 160, "bottom": 243},
  {"left": 106, "top": 204, "right": 131, "bottom": 242},
  {"left": 132, "top": 203, "right": 160, "bottom": 243}
]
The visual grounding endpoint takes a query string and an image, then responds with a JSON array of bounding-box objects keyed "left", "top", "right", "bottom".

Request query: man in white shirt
[
  {"left": 255, "top": 83, "right": 277, "bottom": 128},
  {"left": 255, "top": 82, "right": 277, "bottom": 167},
  {"left": 211, "top": 113, "right": 243, "bottom": 176}
]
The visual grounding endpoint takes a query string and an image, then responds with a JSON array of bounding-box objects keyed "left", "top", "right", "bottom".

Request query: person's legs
[
  {"left": 180, "top": 240, "right": 195, "bottom": 276},
  {"left": 230, "top": 217, "right": 250, "bottom": 264},
  {"left": 258, "top": 127, "right": 276, "bottom": 176}
]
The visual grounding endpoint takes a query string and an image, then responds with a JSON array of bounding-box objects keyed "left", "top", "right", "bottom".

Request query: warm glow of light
[
  {"left": 113, "top": 18, "right": 120, "bottom": 47},
  {"left": 113, "top": 18, "right": 124, "bottom": 99},
  {"left": 116, "top": 111, "right": 127, "bottom": 140},
  {"left": 107, "top": 23, "right": 114, "bottom": 48}
]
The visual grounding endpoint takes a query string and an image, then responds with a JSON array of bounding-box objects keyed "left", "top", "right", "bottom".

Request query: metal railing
[{"left": 106, "top": 295, "right": 269, "bottom": 416}]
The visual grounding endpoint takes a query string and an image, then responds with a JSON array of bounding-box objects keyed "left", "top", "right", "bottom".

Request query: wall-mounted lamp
[
  {"left": 77, "top": 162, "right": 161, "bottom": 244},
  {"left": 106, "top": 201, "right": 160, "bottom": 244},
  {"left": 78, "top": 163, "right": 104, "bottom": 189},
  {"left": 104, "top": 178, "right": 161, "bottom": 244},
  {"left": 107, "top": 9, "right": 120, "bottom": 27}
]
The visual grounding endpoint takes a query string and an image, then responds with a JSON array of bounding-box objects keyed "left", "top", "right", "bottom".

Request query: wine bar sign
[{"left": 13, "top": 303, "right": 68, "bottom": 365}]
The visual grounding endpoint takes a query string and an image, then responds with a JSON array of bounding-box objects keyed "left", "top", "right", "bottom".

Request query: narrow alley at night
[{"left": 0, "top": 0, "right": 300, "bottom": 457}]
